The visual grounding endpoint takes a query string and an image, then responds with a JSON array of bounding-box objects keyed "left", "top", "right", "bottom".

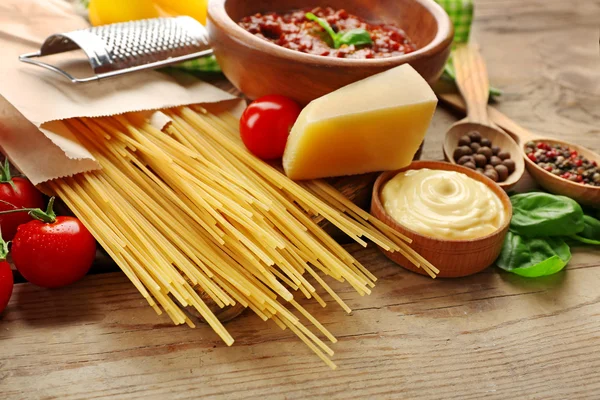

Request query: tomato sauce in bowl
[{"left": 238, "top": 7, "right": 417, "bottom": 59}]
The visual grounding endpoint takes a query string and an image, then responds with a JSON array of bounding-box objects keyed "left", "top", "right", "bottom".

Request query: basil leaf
[
  {"left": 443, "top": 61, "right": 502, "bottom": 98},
  {"left": 497, "top": 232, "right": 571, "bottom": 277},
  {"left": 510, "top": 192, "right": 584, "bottom": 237},
  {"left": 305, "top": 12, "right": 339, "bottom": 47},
  {"left": 305, "top": 13, "right": 373, "bottom": 49},
  {"left": 571, "top": 215, "right": 600, "bottom": 245},
  {"left": 336, "top": 28, "right": 373, "bottom": 47}
]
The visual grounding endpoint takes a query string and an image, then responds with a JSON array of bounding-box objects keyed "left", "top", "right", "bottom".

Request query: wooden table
[{"left": 2, "top": 0, "right": 600, "bottom": 398}]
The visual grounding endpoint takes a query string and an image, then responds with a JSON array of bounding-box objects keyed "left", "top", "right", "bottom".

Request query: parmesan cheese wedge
[{"left": 282, "top": 64, "right": 438, "bottom": 180}]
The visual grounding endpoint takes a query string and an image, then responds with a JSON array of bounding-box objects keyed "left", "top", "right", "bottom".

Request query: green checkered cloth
[
  {"left": 435, "top": 0, "right": 473, "bottom": 44},
  {"left": 174, "top": 55, "right": 222, "bottom": 73},
  {"left": 435, "top": 0, "right": 501, "bottom": 97}
]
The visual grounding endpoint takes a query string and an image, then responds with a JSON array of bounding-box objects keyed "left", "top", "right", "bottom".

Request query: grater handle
[
  {"left": 19, "top": 52, "right": 97, "bottom": 83},
  {"left": 19, "top": 49, "right": 214, "bottom": 84}
]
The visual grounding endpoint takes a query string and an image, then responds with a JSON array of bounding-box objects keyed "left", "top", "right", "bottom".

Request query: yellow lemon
[
  {"left": 153, "top": 0, "right": 208, "bottom": 24},
  {"left": 88, "top": 0, "right": 160, "bottom": 26}
]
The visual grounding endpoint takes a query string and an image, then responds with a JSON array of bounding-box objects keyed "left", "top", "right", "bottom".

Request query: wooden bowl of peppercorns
[
  {"left": 523, "top": 139, "right": 600, "bottom": 208},
  {"left": 443, "top": 123, "right": 525, "bottom": 191}
]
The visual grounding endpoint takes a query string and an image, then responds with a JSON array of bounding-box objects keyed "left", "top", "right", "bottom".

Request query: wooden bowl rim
[
  {"left": 372, "top": 160, "right": 513, "bottom": 244},
  {"left": 442, "top": 121, "right": 525, "bottom": 189},
  {"left": 208, "top": 0, "right": 454, "bottom": 68},
  {"left": 522, "top": 138, "right": 600, "bottom": 194}
]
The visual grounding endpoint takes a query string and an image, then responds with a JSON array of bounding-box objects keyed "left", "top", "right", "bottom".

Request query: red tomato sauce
[{"left": 239, "top": 7, "right": 417, "bottom": 59}]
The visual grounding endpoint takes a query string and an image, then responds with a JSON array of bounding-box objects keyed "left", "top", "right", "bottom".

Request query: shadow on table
[{"left": 3, "top": 275, "right": 106, "bottom": 330}]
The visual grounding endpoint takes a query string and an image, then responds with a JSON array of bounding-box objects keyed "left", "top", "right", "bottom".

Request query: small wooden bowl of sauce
[
  {"left": 371, "top": 161, "right": 512, "bottom": 278},
  {"left": 207, "top": 0, "right": 453, "bottom": 104}
]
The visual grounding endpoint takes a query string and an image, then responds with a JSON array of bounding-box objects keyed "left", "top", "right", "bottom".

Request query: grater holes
[{"left": 85, "top": 17, "right": 210, "bottom": 68}]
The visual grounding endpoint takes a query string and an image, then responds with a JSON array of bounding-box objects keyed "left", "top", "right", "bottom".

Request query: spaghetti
[{"left": 44, "top": 106, "right": 436, "bottom": 368}]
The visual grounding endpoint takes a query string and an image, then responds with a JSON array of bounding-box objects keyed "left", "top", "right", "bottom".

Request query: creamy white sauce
[{"left": 381, "top": 169, "right": 506, "bottom": 240}]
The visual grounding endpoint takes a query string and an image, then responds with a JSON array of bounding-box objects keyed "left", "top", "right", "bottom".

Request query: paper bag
[{"left": 0, "top": 0, "right": 243, "bottom": 184}]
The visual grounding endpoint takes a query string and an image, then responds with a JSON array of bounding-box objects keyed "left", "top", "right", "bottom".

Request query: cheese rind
[{"left": 283, "top": 64, "right": 438, "bottom": 180}]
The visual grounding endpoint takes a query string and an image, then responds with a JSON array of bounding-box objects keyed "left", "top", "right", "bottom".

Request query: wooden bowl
[
  {"left": 371, "top": 161, "right": 512, "bottom": 278},
  {"left": 207, "top": 0, "right": 453, "bottom": 105},
  {"left": 443, "top": 122, "right": 525, "bottom": 191},
  {"left": 523, "top": 139, "right": 600, "bottom": 208}
]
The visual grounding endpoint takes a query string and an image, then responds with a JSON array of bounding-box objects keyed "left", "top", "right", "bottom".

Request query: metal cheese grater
[{"left": 19, "top": 16, "right": 214, "bottom": 83}]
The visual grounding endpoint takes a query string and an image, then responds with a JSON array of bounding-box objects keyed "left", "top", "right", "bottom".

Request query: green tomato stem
[
  {"left": 0, "top": 197, "right": 57, "bottom": 224},
  {"left": 0, "top": 160, "right": 16, "bottom": 191},
  {"left": 306, "top": 12, "right": 340, "bottom": 48},
  {"left": 0, "top": 229, "right": 7, "bottom": 261}
]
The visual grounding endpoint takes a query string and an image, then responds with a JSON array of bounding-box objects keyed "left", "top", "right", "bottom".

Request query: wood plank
[
  {"left": 2, "top": 0, "right": 600, "bottom": 398},
  {"left": 1, "top": 244, "right": 599, "bottom": 399}
]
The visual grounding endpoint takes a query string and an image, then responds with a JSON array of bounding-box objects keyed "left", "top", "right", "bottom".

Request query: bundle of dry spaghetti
[{"left": 43, "top": 105, "right": 437, "bottom": 368}]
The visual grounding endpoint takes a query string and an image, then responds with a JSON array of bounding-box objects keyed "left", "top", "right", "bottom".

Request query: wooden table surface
[{"left": 2, "top": 0, "right": 600, "bottom": 398}]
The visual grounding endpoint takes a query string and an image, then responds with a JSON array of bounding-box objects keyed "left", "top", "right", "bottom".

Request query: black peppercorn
[
  {"left": 477, "top": 146, "right": 493, "bottom": 159},
  {"left": 484, "top": 169, "right": 499, "bottom": 182},
  {"left": 495, "top": 164, "right": 509, "bottom": 181},
  {"left": 497, "top": 151, "right": 511, "bottom": 160},
  {"left": 490, "top": 156, "right": 503, "bottom": 166},
  {"left": 468, "top": 131, "right": 482, "bottom": 143},
  {"left": 474, "top": 154, "right": 487, "bottom": 167},
  {"left": 457, "top": 155, "right": 474, "bottom": 165},
  {"left": 502, "top": 159, "right": 516, "bottom": 173},
  {"left": 458, "top": 135, "right": 471, "bottom": 146}
]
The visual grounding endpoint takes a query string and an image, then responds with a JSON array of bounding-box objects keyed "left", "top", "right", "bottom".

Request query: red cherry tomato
[
  {"left": 240, "top": 95, "right": 302, "bottom": 160},
  {"left": 0, "top": 261, "right": 13, "bottom": 314},
  {"left": 0, "top": 176, "right": 45, "bottom": 241},
  {"left": 12, "top": 216, "right": 96, "bottom": 288}
]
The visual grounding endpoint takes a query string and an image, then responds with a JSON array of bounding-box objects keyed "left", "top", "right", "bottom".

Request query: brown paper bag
[{"left": 0, "top": 0, "right": 243, "bottom": 184}]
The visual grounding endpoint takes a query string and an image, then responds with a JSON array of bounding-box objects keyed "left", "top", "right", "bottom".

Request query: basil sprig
[
  {"left": 496, "top": 192, "right": 600, "bottom": 278},
  {"left": 509, "top": 193, "right": 584, "bottom": 237},
  {"left": 497, "top": 232, "right": 571, "bottom": 278},
  {"left": 305, "top": 12, "right": 373, "bottom": 49},
  {"left": 571, "top": 215, "right": 600, "bottom": 245}
]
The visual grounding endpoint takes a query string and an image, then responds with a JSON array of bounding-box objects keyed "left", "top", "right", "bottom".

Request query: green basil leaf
[
  {"left": 509, "top": 192, "right": 584, "bottom": 237},
  {"left": 305, "top": 13, "right": 373, "bottom": 49},
  {"left": 570, "top": 215, "right": 600, "bottom": 245},
  {"left": 336, "top": 28, "right": 373, "bottom": 47},
  {"left": 582, "top": 214, "right": 600, "bottom": 239},
  {"left": 305, "top": 12, "right": 340, "bottom": 48},
  {"left": 571, "top": 235, "right": 600, "bottom": 245},
  {"left": 496, "top": 232, "right": 571, "bottom": 277},
  {"left": 443, "top": 57, "right": 502, "bottom": 98}
]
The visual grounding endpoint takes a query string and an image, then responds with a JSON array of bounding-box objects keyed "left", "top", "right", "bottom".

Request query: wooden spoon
[
  {"left": 439, "top": 92, "right": 600, "bottom": 208},
  {"left": 442, "top": 44, "right": 524, "bottom": 190}
]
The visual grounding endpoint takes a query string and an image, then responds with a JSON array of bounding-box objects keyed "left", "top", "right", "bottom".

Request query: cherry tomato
[
  {"left": 0, "top": 160, "right": 44, "bottom": 241},
  {"left": 240, "top": 95, "right": 302, "bottom": 160},
  {"left": 0, "top": 235, "right": 13, "bottom": 314},
  {"left": 12, "top": 216, "right": 96, "bottom": 289},
  {"left": 0, "top": 261, "right": 13, "bottom": 314}
]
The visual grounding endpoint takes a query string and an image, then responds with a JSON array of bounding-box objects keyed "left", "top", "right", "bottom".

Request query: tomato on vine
[
  {"left": 0, "top": 234, "right": 13, "bottom": 314},
  {"left": 0, "top": 160, "right": 44, "bottom": 241},
  {"left": 1, "top": 197, "right": 96, "bottom": 289}
]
